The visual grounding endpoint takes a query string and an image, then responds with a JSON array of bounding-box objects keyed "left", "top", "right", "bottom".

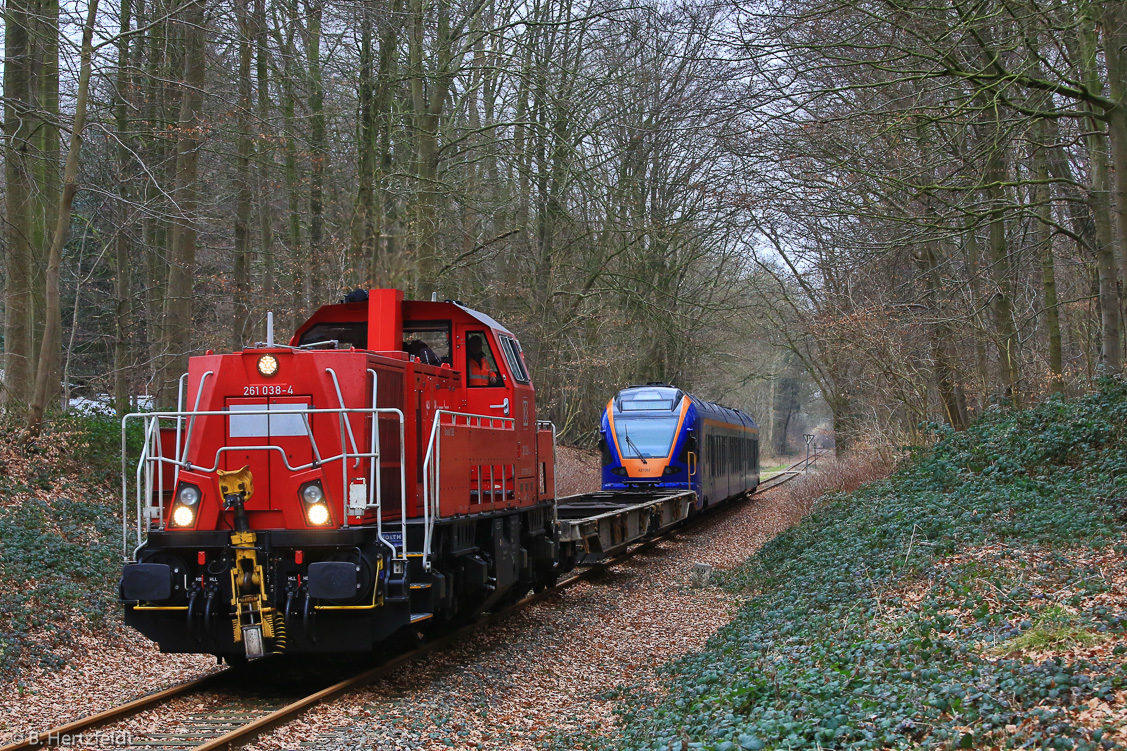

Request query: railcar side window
[{"left": 466, "top": 331, "right": 503, "bottom": 387}]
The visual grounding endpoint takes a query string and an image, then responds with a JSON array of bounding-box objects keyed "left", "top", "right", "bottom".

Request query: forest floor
[
  {"left": 583, "top": 380, "right": 1127, "bottom": 751},
  {"left": 0, "top": 414, "right": 218, "bottom": 744},
  {"left": 12, "top": 384, "right": 1125, "bottom": 751}
]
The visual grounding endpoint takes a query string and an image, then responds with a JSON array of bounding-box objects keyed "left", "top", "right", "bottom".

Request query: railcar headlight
[
  {"left": 257, "top": 354, "right": 279, "bottom": 377},
  {"left": 663, "top": 465, "right": 680, "bottom": 475},
  {"left": 302, "top": 482, "right": 325, "bottom": 504},
  {"left": 306, "top": 504, "right": 330, "bottom": 526},
  {"left": 172, "top": 505, "right": 195, "bottom": 527},
  {"left": 177, "top": 483, "right": 201, "bottom": 506}
]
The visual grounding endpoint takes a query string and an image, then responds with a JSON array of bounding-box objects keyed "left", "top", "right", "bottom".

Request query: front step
[{"left": 410, "top": 613, "right": 433, "bottom": 624}]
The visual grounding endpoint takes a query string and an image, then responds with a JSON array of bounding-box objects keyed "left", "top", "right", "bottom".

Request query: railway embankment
[
  {"left": 598, "top": 380, "right": 1127, "bottom": 750},
  {"left": 0, "top": 415, "right": 221, "bottom": 743}
]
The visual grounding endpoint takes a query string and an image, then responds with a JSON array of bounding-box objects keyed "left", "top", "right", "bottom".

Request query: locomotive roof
[
  {"left": 452, "top": 302, "right": 514, "bottom": 336},
  {"left": 289, "top": 290, "right": 516, "bottom": 351}
]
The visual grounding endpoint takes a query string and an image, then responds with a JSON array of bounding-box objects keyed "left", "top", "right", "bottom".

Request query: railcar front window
[{"left": 613, "top": 417, "right": 679, "bottom": 459}]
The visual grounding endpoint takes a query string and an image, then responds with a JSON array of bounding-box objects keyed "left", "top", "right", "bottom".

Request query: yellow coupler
[{"left": 229, "top": 529, "right": 274, "bottom": 657}]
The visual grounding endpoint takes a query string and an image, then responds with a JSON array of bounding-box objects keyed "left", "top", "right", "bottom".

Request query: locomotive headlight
[
  {"left": 257, "top": 354, "right": 279, "bottom": 377},
  {"left": 171, "top": 505, "right": 195, "bottom": 527},
  {"left": 177, "top": 483, "right": 201, "bottom": 506},
  {"left": 306, "top": 504, "right": 330, "bottom": 526},
  {"left": 301, "top": 482, "right": 325, "bottom": 504}
]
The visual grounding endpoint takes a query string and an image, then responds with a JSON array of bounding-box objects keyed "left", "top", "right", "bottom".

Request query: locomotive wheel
[
  {"left": 532, "top": 572, "right": 558, "bottom": 593},
  {"left": 501, "top": 581, "right": 531, "bottom": 605}
]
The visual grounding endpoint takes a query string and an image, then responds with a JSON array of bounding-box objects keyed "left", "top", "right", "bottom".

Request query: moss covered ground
[
  {"left": 595, "top": 381, "right": 1127, "bottom": 750},
  {"left": 0, "top": 414, "right": 134, "bottom": 678}
]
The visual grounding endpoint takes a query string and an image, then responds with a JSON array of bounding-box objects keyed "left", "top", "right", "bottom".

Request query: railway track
[{"left": 3, "top": 449, "right": 825, "bottom": 751}]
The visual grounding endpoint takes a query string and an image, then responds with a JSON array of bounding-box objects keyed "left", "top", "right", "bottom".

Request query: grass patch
[
  {"left": 759, "top": 462, "right": 792, "bottom": 477},
  {"left": 585, "top": 379, "right": 1127, "bottom": 751},
  {"left": 992, "top": 606, "right": 1108, "bottom": 657}
]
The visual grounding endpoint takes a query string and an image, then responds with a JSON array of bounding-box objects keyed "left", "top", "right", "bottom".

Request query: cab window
[
  {"left": 403, "top": 322, "right": 451, "bottom": 366},
  {"left": 498, "top": 336, "right": 530, "bottom": 384},
  {"left": 299, "top": 322, "right": 368, "bottom": 349},
  {"left": 465, "top": 331, "right": 503, "bottom": 388}
]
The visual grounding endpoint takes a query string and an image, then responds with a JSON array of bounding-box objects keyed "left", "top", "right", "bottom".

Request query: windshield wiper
[{"left": 622, "top": 425, "right": 648, "bottom": 464}]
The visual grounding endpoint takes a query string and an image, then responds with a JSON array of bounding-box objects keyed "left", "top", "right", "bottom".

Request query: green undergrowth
[
  {"left": 0, "top": 412, "right": 129, "bottom": 680},
  {"left": 587, "top": 380, "right": 1127, "bottom": 751}
]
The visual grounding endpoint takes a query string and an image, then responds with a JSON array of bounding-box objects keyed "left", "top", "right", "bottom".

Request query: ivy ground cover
[{"left": 599, "top": 381, "right": 1127, "bottom": 750}]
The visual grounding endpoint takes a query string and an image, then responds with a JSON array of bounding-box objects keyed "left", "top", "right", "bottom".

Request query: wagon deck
[{"left": 555, "top": 489, "right": 694, "bottom": 557}]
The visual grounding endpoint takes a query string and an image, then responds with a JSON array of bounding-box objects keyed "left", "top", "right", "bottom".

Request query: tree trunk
[
  {"left": 3, "top": 0, "right": 60, "bottom": 410},
  {"left": 373, "top": 17, "right": 398, "bottom": 285},
  {"left": 1101, "top": 3, "right": 1127, "bottom": 338},
  {"left": 280, "top": 41, "right": 304, "bottom": 325},
  {"left": 158, "top": 0, "right": 207, "bottom": 409},
  {"left": 351, "top": 7, "right": 377, "bottom": 280},
  {"left": 254, "top": 0, "right": 275, "bottom": 307},
  {"left": 3, "top": 0, "right": 36, "bottom": 408},
  {"left": 985, "top": 145, "right": 1021, "bottom": 405},
  {"left": 32, "top": 0, "right": 62, "bottom": 377},
  {"left": 305, "top": 0, "right": 324, "bottom": 307},
  {"left": 921, "top": 241, "right": 968, "bottom": 429},
  {"left": 27, "top": 0, "right": 101, "bottom": 430},
  {"left": 232, "top": 0, "right": 254, "bottom": 349},
  {"left": 963, "top": 223, "right": 991, "bottom": 412},
  {"left": 1033, "top": 129, "right": 1064, "bottom": 393},
  {"left": 1079, "top": 16, "right": 1123, "bottom": 372},
  {"left": 142, "top": 0, "right": 173, "bottom": 388},
  {"left": 114, "top": 0, "right": 134, "bottom": 416}
]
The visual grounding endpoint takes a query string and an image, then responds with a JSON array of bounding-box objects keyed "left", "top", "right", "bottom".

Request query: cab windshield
[{"left": 613, "top": 416, "right": 679, "bottom": 459}]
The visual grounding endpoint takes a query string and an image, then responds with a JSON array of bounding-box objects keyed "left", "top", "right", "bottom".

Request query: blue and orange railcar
[{"left": 600, "top": 384, "right": 759, "bottom": 508}]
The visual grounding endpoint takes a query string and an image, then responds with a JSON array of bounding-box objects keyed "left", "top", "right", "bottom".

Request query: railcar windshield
[{"left": 613, "top": 416, "right": 680, "bottom": 459}]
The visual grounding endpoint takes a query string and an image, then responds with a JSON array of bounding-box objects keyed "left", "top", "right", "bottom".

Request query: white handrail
[
  {"left": 421, "top": 409, "right": 515, "bottom": 570},
  {"left": 122, "top": 403, "right": 405, "bottom": 557},
  {"left": 180, "top": 371, "right": 214, "bottom": 470},
  {"left": 325, "top": 367, "right": 361, "bottom": 468}
]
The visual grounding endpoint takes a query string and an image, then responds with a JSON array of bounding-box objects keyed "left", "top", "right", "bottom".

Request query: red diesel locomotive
[{"left": 119, "top": 290, "right": 565, "bottom": 661}]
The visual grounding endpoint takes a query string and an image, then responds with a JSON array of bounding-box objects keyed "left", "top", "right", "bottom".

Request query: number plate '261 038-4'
[{"left": 243, "top": 384, "right": 294, "bottom": 396}]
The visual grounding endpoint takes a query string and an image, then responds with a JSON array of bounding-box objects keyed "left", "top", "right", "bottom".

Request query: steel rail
[
  {"left": 6, "top": 448, "right": 826, "bottom": 751},
  {"left": 0, "top": 670, "right": 229, "bottom": 751}
]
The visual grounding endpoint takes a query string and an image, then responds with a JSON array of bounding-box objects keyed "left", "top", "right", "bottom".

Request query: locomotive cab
[{"left": 119, "top": 290, "right": 560, "bottom": 661}]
